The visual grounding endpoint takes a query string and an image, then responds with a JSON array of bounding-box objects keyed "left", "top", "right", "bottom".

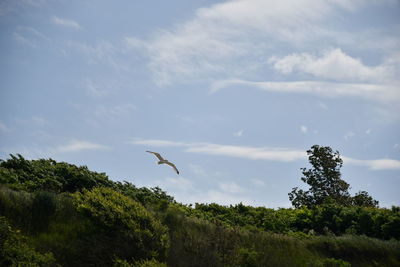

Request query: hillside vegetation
[{"left": 0, "top": 154, "right": 399, "bottom": 266}]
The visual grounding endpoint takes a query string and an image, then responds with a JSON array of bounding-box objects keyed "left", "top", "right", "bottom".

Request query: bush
[
  {"left": 0, "top": 216, "right": 55, "bottom": 266},
  {"left": 73, "top": 187, "right": 169, "bottom": 264}
]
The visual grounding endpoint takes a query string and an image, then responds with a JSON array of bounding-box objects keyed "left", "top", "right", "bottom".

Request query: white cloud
[
  {"left": 124, "top": 0, "right": 397, "bottom": 86},
  {"left": 1, "top": 139, "right": 110, "bottom": 159},
  {"left": 131, "top": 138, "right": 400, "bottom": 171},
  {"left": 268, "top": 48, "right": 389, "bottom": 82},
  {"left": 300, "top": 125, "right": 308, "bottom": 134},
  {"left": 264, "top": 48, "right": 400, "bottom": 106},
  {"left": 366, "top": 129, "right": 371, "bottom": 135},
  {"left": 186, "top": 144, "right": 306, "bottom": 162},
  {"left": 54, "top": 140, "right": 109, "bottom": 153},
  {"left": 209, "top": 79, "right": 399, "bottom": 103},
  {"left": 343, "top": 157, "right": 400, "bottom": 171},
  {"left": 51, "top": 16, "right": 81, "bottom": 29},
  {"left": 131, "top": 139, "right": 307, "bottom": 162}
]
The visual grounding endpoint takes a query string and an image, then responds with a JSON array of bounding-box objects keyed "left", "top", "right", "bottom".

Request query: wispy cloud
[
  {"left": 131, "top": 138, "right": 400, "bottom": 171},
  {"left": 53, "top": 140, "right": 109, "bottom": 153},
  {"left": 1, "top": 139, "right": 110, "bottom": 159},
  {"left": 13, "top": 26, "right": 50, "bottom": 47},
  {"left": 51, "top": 16, "right": 81, "bottom": 29},
  {"left": 124, "top": 0, "right": 398, "bottom": 86},
  {"left": 209, "top": 79, "right": 399, "bottom": 103},
  {"left": 343, "top": 157, "right": 400, "bottom": 171},
  {"left": 300, "top": 125, "right": 308, "bottom": 134},
  {"left": 268, "top": 48, "right": 391, "bottom": 82},
  {"left": 264, "top": 48, "right": 400, "bottom": 104},
  {"left": 131, "top": 139, "right": 306, "bottom": 162}
]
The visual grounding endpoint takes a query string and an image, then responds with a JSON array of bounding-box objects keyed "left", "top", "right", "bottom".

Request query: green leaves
[
  {"left": 0, "top": 216, "right": 55, "bottom": 266},
  {"left": 73, "top": 187, "right": 169, "bottom": 262},
  {"left": 0, "top": 154, "right": 113, "bottom": 193},
  {"left": 289, "top": 145, "right": 378, "bottom": 209}
]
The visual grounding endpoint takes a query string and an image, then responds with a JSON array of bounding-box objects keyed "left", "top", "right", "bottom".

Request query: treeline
[
  {"left": 190, "top": 203, "right": 400, "bottom": 240},
  {"left": 0, "top": 154, "right": 400, "bottom": 266}
]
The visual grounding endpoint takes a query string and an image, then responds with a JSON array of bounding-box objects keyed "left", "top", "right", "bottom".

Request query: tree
[
  {"left": 352, "top": 191, "right": 379, "bottom": 207},
  {"left": 289, "top": 145, "right": 351, "bottom": 208}
]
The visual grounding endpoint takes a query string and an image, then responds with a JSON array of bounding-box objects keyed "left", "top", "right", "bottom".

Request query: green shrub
[
  {"left": 0, "top": 216, "right": 55, "bottom": 266},
  {"left": 73, "top": 187, "right": 169, "bottom": 263}
]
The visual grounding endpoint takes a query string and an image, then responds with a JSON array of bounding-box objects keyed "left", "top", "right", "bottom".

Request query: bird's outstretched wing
[
  {"left": 146, "top": 151, "right": 164, "bottom": 161},
  {"left": 165, "top": 161, "right": 180, "bottom": 174}
]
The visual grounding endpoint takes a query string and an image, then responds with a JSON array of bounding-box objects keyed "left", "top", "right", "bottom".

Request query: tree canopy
[{"left": 289, "top": 145, "right": 378, "bottom": 208}]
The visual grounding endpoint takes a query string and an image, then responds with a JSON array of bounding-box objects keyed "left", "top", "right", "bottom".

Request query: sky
[{"left": 0, "top": 0, "right": 399, "bottom": 208}]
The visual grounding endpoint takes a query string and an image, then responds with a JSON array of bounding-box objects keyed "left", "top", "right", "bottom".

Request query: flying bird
[{"left": 146, "top": 151, "right": 179, "bottom": 174}]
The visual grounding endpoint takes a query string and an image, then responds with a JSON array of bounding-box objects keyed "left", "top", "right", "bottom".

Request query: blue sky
[{"left": 0, "top": 0, "right": 399, "bottom": 208}]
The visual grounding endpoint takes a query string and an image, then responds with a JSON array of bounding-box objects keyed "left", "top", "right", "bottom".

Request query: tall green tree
[{"left": 289, "top": 145, "right": 351, "bottom": 208}]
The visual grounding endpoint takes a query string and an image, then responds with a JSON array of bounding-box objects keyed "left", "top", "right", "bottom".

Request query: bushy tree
[
  {"left": 289, "top": 145, "right": 379, "bottom": 209},
  {"left": 289, "top": 145, "right": 351, "bottom": 208},
  {"left": 73, "top": 187, "right": 169, "bottom": 264}
]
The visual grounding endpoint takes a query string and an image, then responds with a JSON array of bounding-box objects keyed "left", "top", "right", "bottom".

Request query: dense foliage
[
  {"left": 0, "top": 216, "right": 55, "bottom": 266},
  {"left": 0, "top": 154, "right": 113, "bottom": 192},
  {"left": 190, "top": 202, "right": 400, "bottom": 240},
  {"left": 0, "top": 154, "right": 399, "bottom": 266},
  {"left": 289, "top": 145, "right": 378, "bottom": 208},
  {"left": 73, "top": 187, "right": 169, "bottom": 262}
]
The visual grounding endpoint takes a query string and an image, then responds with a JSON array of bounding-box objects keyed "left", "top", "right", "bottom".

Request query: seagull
[{"left": 146, "top": 151, "right": 179, "bottom": 174}]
